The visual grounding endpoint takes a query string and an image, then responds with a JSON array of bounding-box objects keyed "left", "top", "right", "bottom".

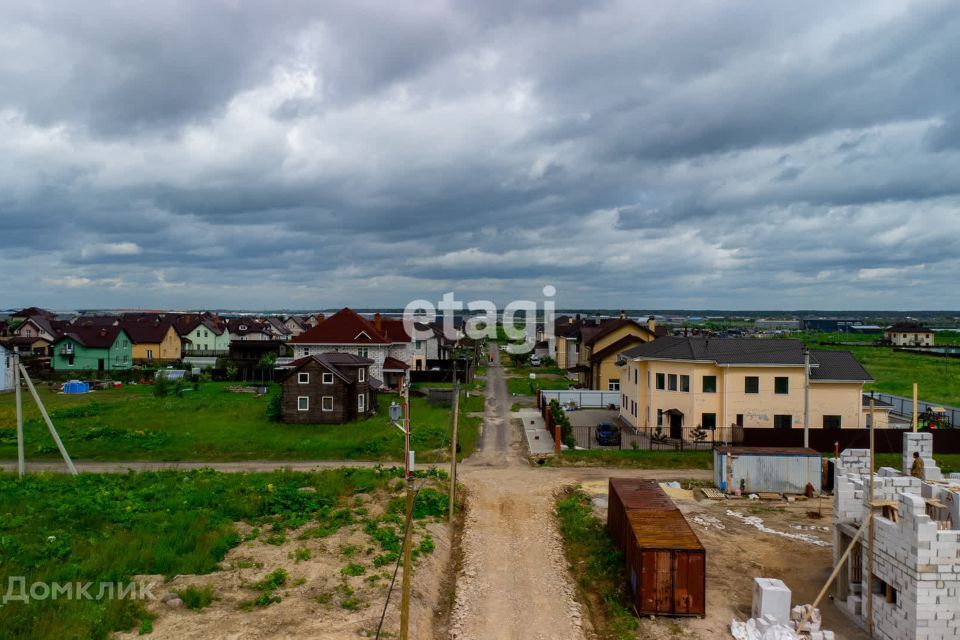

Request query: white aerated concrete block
[{"left": 753, "top": 578, "right": 791, "bottom": 625}]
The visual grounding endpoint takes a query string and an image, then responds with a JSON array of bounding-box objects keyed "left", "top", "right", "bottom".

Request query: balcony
[{"left": 59, "top": 345, "right": 75, "bottom": 356}]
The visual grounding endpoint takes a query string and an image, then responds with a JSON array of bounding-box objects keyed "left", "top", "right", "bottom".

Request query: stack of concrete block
[
  {"left": 834, "top": 474, "right": 867, "bottom": 525},
  {"left": 903, "top": 432, "right": 942, "bottom": 481}
]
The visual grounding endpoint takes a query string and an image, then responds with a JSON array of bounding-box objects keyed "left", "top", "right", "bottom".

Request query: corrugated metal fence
[{"left": 539, "top": 389, "right": 621, "bottom": 408}]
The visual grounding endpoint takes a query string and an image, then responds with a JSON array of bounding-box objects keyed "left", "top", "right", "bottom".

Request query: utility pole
[
  {"left": 14, "top": 348, "right": 24, "bottom": 479},
  {"left": 400, "top": 379, "right": 413, "bottom": 640},
  {"left": 19, "top": 363, "right": 78, "bottom": 475},
  {"left": 912, "top": 383, "right": 918, "bottom": 432},
  {"left": 866, "top": 398, "right": 876, "bottom": 639},
  {"left": 803, "top": 349, "right": 810, "bottom": 449},
  {"left": 449, "top": 370, "right": 460, "bottom": 522}
]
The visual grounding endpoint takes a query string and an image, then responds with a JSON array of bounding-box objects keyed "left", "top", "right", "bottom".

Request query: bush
[
  {"left": 152, "top": 376, "right": 170, "bottom": 398},
  {"left": 266, "top": 394, "right": 282, "bottom": 423},
  {"left": 175, "top": 585, "right": 214, "bottom": 610}
]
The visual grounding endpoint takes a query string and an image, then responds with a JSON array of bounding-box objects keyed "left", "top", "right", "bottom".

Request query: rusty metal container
[{"left": 608, "top": 478, "right": 706, "bottom": 617}]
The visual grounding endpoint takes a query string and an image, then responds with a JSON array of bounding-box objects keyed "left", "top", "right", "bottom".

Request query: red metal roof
[
  {"left": 293, "top": 308, "right": 411, "bottom": 345},
  {"left": 382, "top": 356, "right": 409, "bottom": 371}
]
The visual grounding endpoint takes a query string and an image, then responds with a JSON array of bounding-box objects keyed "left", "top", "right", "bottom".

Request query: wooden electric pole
[
  {"left": 400, "top": 380, "right": 413, "bottom": 640},
  {"left": 866, "top": 398, "right": 876, "bottom": 638},
  {"left": 449, "top": 374, "right": 460, "bottom": 522},
  {"left": 14, "top": 348, "right": 24, "bottom": 479}
]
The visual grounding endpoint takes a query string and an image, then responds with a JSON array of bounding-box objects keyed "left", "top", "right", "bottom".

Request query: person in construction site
[{"left": 911, "top": 451, "right": 925, "bottom": 479}]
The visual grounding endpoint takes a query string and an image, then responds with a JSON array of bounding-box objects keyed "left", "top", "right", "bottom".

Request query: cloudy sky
[{"left": 2, "top": 1, "right": 960, "bottom": 311}]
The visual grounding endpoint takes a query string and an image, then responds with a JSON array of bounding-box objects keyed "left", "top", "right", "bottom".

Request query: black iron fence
[{"left": 572, "top": 424, "right": 742, "bottom": 452}]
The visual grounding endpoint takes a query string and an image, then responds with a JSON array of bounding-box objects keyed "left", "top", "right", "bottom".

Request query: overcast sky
[{"left": 2, "top": 1, "right": 960, "bottom": 311}]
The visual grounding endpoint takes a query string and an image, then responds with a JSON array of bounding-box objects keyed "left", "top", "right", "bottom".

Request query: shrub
[
  {"left": 175, "top": 585, "right": 215, "bottom": 611},
  {"left": 266, "top": 394, "right": 282, "bottom": 423},
  {"left": 152, "top": 376, "right": 170, "bottom": 398},
  {"left": 340, "top": 563, "right": 365, "bottom": 577}
]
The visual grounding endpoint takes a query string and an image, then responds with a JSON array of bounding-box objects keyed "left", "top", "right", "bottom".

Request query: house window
[
  {"left": 774, "top": 376, "right": 789, "bottom": 394},
  {"left": 745, "top": 376, "right": 759, "bottom": 394},
  {"left": 657, "top": 409, "right": 663, "bottom": 426},
  {"left": 668, "top": 374, "right": 678, "bottom": 391},
  {"left": 304, "top": 347, "right": 310, "bottom": 356},
  {"left": 647, "top": 371, "right": 651, "bottom": 388},
  {"left": 823, "top": 415, "right": 842, "bottom": 429},
  {"left": 358, "top": 393, "right": 366, "bottom": 412},
  {"left": 736, "top": 414, "right": 743, "bottom": 427},
  {"left": 68, "top": 354, "right": 75, "bottom": 366},
  {"left": 656, "top": 373, "right": 665, "bottom": 390},
  {"left": 146, "top": 349, "right": 153, "bottom": 360},
  {"left": 679, "top": 375, "right": 690, "bottom": 392},
  {"left": 298, "top": 372, "right": 309, "bottom": 384},
  {"left": 415, "top": 341, "right": 423, "bottom": 350},
  {"left": 322, "top": 396, "right": 333, "bottom": 411},
  {"left": 774, "top": 414, "right": 793, "bottom": 429},
  {"left": 24, "top": 328, "right": 32, "bottom": 337},
  {"left": 703, "top": 376, "right": 717, "bottom": 393},
  {"left": 702, "top": 413, "right": 717, "bottom": 430},
  {"left": 322, "top": 373, "right": 334, "bottom": 384},
  {"left": 357, "top": 347, "right": 369, "bottom": 358},
  {"left": 297, "top": 396, "right": 309, "bottom": 411},
  {"left": 608, "top": 379, "right": 619, "bottom": 391},
  {"left": 633, "top": 368, "right": 638, "bottom": 384},
  {"left": 359, "top": 368, "right": 366, "bottom": 383}
]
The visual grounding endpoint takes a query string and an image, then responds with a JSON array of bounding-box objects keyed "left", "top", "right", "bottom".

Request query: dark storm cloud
[{"left": 1, "top": 0, "right": 960, "bottom": 309}]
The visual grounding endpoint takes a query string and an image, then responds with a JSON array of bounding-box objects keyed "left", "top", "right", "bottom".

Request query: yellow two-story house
[
  {"left": 617, "top": 337, "right": 883, "bottom": 439},
  {"left": 121, "top": 321, "right": 183, "bottom": 363},
  {"left": 558, "top": 314, "right": 661, "bottom": 390}
]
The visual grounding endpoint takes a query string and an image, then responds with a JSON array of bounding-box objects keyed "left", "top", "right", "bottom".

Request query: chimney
[
  {"left": 374, "top": 313, "right": 382, "bottom": 332},
  {"left": 619, "top": 310, "right": 626, "bottom": 320},
  {"left": 647, "top": 316, "right": 656, "bottom": 333},
  {"left": 100, "top": 328, "right": 108, "bottom": 337}
]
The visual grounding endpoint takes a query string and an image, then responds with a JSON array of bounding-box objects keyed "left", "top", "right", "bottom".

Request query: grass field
[
  {"left": 0, "top": 467, "right": 443, "bottom": 639},
  {"left": 806, "top": 342, "right": 960, "bottom": 407},
  {"left": 550, "top": 449, "right": 713, "bottom": 468},
  {"left": 506, "top": 376, "right": 573, "bottom": 396},
  {"left": 806, "top": 330, "right": 960, "bottom": 346},
  {"left": 0, "top": 383, "right": 478, "bottom": 462},
  {"left": 555, "top": 489, "right": 636, "bottom": 639}
]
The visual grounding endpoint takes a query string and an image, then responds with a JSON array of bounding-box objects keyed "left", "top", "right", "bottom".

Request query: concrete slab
[{"left": 517, "top": 409, "right": 555, "bottom": 457}]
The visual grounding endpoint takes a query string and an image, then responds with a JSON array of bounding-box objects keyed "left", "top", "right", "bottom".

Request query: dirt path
[{"left": 449, "top": 344, "right": 586, "bottom": 640}]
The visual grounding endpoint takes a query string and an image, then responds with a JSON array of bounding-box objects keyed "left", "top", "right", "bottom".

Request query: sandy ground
[
  {"left": 578, "top": 481, "right": 869, "bottom": 640},
  {"left": 115, "top": 485, "right": 452, "bottom": 640}
]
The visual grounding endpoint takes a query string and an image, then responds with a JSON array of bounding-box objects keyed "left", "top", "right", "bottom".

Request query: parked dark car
[{"left": 595, "top": 422, "right": 621, "bottom": 446}]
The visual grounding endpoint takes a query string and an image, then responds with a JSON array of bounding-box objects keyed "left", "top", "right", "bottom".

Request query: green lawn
[
  {"left": 0, "top": 383, "right": 477, "bottom": 462},
  {"left": 555, "top": 489, "right": 637, "bottom": 639},
  {"left": 549, "top": 449, "right": 713, "bottom": 469},
  {"left": 806, "top": 330, "right": 960, "bottom": 346},
  {"left": 506, "top": 377, "right": 573, "bottom": 396},
  {"left": 806, "top": 343, "right": 960, "bottom": 407},
  {"left": 0, "top": 467, "right": 444, "bottom": 639}
]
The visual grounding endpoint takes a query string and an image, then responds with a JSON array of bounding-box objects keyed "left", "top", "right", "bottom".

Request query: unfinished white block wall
[
  {"left": 904, "top": 432, "right": 943, "bottom": 481},
  {"left": 833, "top": 438, "right": 960, "bottom": 639},
  {"left": 870, "top": 492, "right": 960, "bottom": 640}
]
